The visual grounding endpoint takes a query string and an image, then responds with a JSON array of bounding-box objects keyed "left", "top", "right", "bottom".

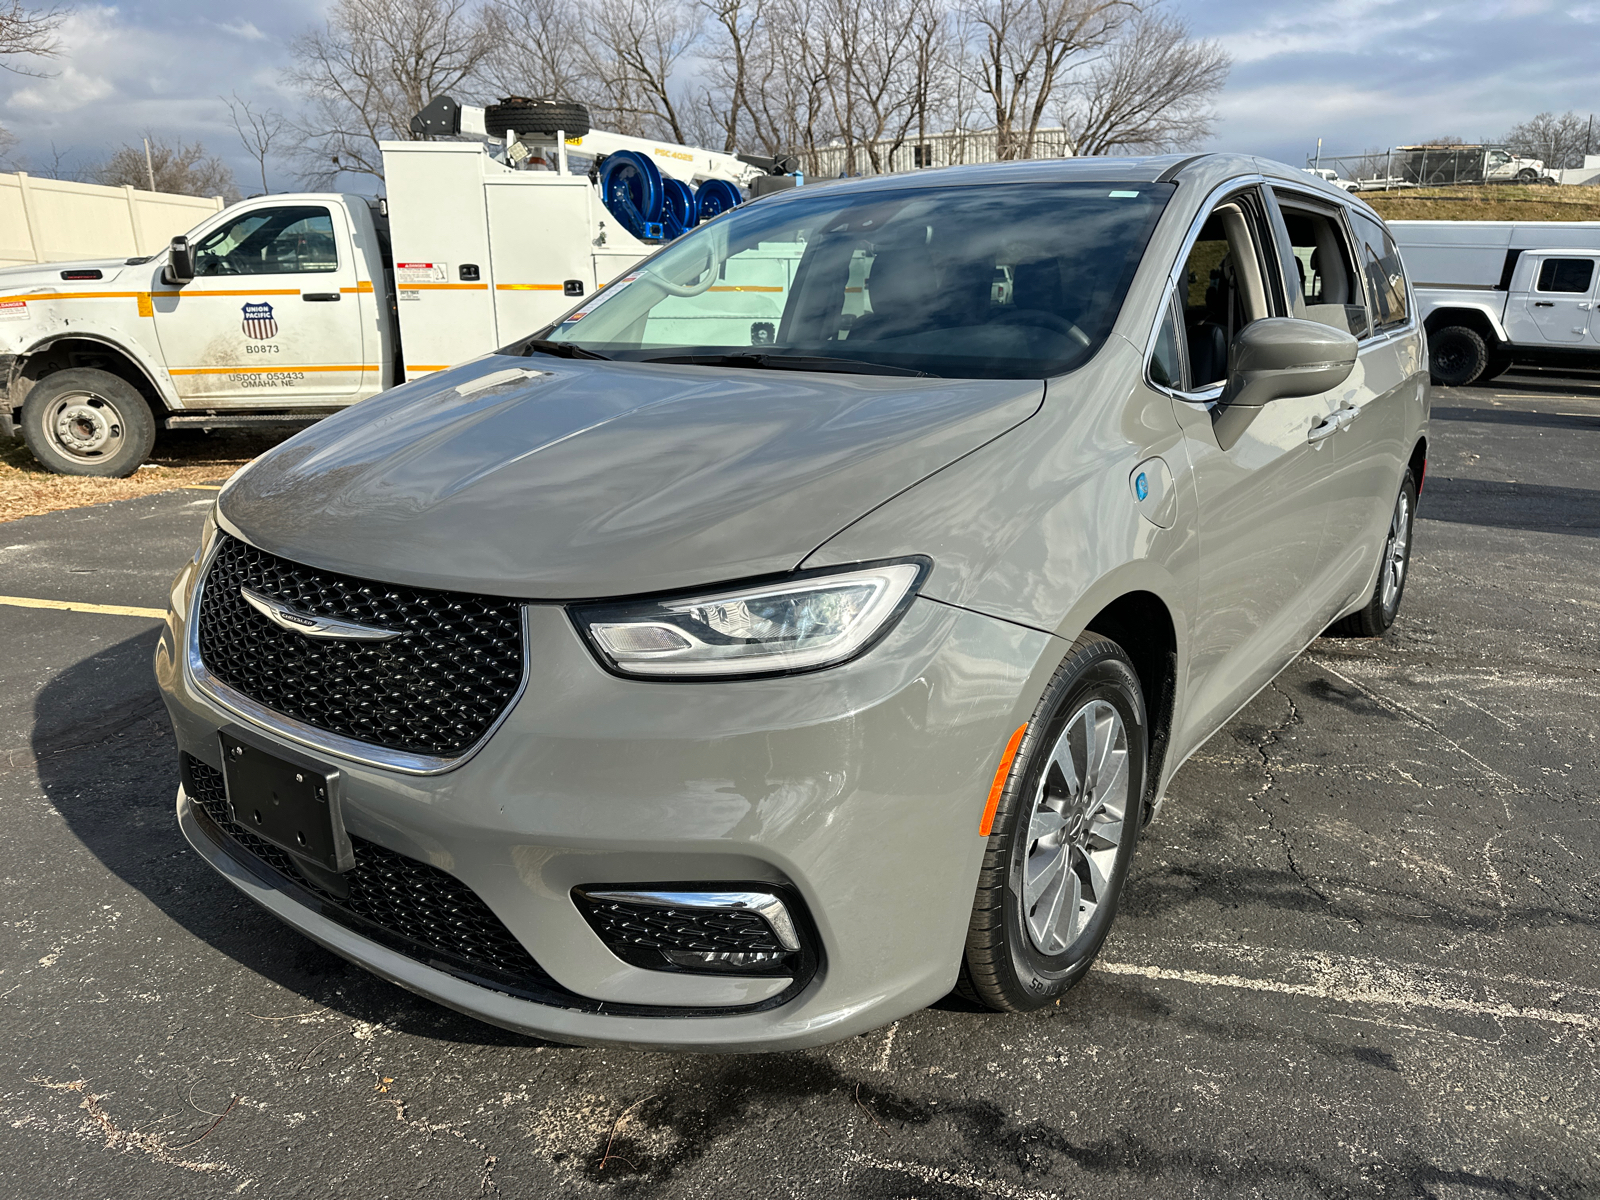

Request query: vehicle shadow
[
  {"left": 1430, "top": 405, "right": 1598, "bottom": 431},
  {"left": 1420, "top": 476, "right": 1600, "bottom": 537},
  {"left": 31, "top": 627, "right": 558, "bottom": 1048}
]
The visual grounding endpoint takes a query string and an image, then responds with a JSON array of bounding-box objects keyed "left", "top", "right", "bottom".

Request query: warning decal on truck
[
  {"left": 396, "top": 262, "right": 448, "bottom": 285},
  {"left": 0, "top": 300, "right": 27, "bottom": 320}
]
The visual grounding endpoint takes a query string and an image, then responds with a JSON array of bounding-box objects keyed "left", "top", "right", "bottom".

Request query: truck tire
[
  {"left": 1428, "top": 325, "right": 1488, "bottom": 387},
  {"left": 1516, "top": 167, "right": 1538, "bottom": 183},
  {"left": 20, "top": 368, "right": 157, "bottom": 478},
  {"left": 482, "top": 98, "right": 591, "bottom": 140}
]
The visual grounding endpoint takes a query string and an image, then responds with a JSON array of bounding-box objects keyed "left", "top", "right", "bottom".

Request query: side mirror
[
  {"left": 1214, "top": 318, "right": 1358, "bottom": 448},
  {"left": 164, "top": 235, "right": 194, "bottom": 285}
]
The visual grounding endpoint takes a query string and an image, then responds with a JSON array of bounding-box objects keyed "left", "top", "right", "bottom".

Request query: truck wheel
[
  {"left": 1478, "top": 348, "right": 1513, "bottom": 384},
  {"left": 482, "top": 98, "right": 591, "bottom": 140},
  {"left": 1516, "top": 168, "right": 1539, "bottom": 183},
  {"left": 20, "top": 368, "right": 157, "bottom": 478},
  {"left": 1428, "top": 326, "right": 1488, "bottom": 387},
  {"left": 957, "top": 634, "right": 1145, "bottom": 1012},
  {"left": 1325, "top": 469, "right": 1417, "bottom": 638}
]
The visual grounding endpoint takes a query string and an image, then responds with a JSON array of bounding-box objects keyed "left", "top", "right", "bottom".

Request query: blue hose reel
[{"left": 597, "top": 151, "right": 742, "bottom": 241}]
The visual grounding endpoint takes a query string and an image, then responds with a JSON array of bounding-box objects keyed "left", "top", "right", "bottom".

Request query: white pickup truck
[
  {"left": 0, "top": 100, "right": 788, "bottom": 476},
  {"left": 1392, "top": 219, "right": 1600, "bottom": 386}
]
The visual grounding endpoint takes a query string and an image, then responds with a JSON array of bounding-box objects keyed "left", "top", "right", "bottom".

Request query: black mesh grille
[
  {"left": 183, "top": 754, "right": 553, "bottom": 990},
  {"left": 577, "top": 896, "right": 784, "bottom": 955},
  {"left": 196, "top": 534, "right": 524, "bottom": 758}
]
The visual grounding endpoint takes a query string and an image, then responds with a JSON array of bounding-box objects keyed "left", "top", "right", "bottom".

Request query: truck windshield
[{"left": 539, "top": 181, "right": 1174, "bottom": 380}]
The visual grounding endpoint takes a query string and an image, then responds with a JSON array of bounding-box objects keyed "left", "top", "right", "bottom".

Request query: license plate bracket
[{"left": 219, "top": 727, "right": 353, "bottom": 873}]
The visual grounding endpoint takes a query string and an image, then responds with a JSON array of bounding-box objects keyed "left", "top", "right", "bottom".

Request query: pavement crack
[{"left": 1244, "top": 683, "right": 1339, "bottom": 915}]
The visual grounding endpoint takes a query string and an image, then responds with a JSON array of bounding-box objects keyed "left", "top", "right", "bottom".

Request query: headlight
[{"left": 572, "top": 559, "right": 929, "bottom": 679}]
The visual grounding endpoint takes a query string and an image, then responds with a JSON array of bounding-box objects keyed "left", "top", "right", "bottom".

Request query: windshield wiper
[
  {"left": 637, "top": 352, "right": 937, "bottom": 378},
  {"left": 509, "top": 337, "right": 610, "bottom": 361}
]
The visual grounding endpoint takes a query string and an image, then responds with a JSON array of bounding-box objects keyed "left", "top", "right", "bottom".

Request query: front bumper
[{"left": 156, "top": 554, "right": 1057, "bottom": 1051}]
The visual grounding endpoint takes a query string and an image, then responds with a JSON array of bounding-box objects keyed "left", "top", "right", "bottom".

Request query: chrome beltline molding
[{"left": 183, "top": 524, "right": 534, "bottom": 777}]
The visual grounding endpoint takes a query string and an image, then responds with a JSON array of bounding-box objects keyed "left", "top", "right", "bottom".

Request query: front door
[
  {"left": 1522, "top": 255, "right": 1600, "bottom": 345},
  {"left": 1162, "top": 191, "right": 1344, "bottom": 753},
  {"left": 152, "top": 202, "right": 369, "bottom": 406}
]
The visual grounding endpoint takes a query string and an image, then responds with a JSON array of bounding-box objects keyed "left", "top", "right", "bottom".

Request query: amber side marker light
[{"left": 979, "top": 724, "right": 1028, "bottom": 836}]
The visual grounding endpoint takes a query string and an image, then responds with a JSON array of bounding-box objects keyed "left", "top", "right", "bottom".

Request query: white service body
[{"left": 1, "top": 134, "right": 779, "bottom": 443}]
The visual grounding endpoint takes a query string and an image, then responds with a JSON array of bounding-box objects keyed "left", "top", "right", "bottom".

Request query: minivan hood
[{"left": 219, "top": 355, "right": 1043, "bottom": 598}]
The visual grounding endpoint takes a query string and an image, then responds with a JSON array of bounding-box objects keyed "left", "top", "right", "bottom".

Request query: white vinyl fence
[{"left": 0, "top": 171, "right": 225, "bottom": 268}]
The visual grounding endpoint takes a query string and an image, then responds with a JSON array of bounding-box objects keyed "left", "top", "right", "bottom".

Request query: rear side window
[
  {"left": 1536, "top": 258, "right": 1595, "bottom": 293},
  {"left": 1349, "top": 211, "right": 1410, "bottom": 334}
]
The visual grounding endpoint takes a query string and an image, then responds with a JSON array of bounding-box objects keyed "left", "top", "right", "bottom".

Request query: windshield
[{"left": 540, "top": 181, "right": 1174, "bottom": 379}]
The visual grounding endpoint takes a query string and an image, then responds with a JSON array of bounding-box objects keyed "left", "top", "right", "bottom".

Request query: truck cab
[{"left": 0, "top": 194, "right": 395, "bottom": 476}]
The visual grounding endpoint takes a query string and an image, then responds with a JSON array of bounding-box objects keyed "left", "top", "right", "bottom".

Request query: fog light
[{"left": 662, "top": 949, "right": 786, "bottom": 970}]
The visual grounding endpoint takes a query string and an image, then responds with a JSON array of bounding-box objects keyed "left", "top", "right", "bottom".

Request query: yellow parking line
[{"left": 0, "top": 595, "right": 166, "bottom": 619}]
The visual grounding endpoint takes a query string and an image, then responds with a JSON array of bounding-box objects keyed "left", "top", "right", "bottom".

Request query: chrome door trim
[{"left": 183, "top": 530, "right": 533, "bottom": 777}]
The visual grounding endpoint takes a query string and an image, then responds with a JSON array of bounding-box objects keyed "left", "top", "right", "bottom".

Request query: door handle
[
  {"left": 1533, "top": 300, "right": 1554, "bottom": 307},
  {"left": 1336, "top": 405, "right": 1360, "bottom": 429},
  {"left": 1308, "top": 416, "right": 1343, "bottom": 443},
  {"left": 302, "top": 292, "right": 341, "bottom": 302}
]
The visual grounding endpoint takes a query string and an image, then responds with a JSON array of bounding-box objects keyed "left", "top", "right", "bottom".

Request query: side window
[
  {"left": 1349, "top": 211, "right": 1410, "bottom": 334},
  {"left": 1180, "top": 196, "right": 1272, "bottom": 388},
  {"left": 193, "top": 206, "right": 339, "bottom": 276},
  {"left": 1536, "top": 258, "right": 1595, "bottom": 293},
  {"left": 1271, "top": 193, "right": 1367, "bottom": 337},
  {"left": 1148, "top": 290, "right": 1185, "bottom": 390}
]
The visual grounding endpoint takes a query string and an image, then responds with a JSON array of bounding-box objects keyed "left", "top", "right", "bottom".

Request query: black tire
[
  {"left": 1428, "top": 325, "right": 1488, "bottom": 387},
  {"left": 1325, "top": 469, "right": 1418, "bottom": 638},
  {"left": 1516, "top": 168, "right": 1538, "bottom": 183},
  {"left": 958, "top": 634, "right": 1146, "bottom": 1012},
  {"left": 482, "top": 98, "right": 591, "bottom": 140},
  {"left": 20, "top": 368, "right": 157, "bottom": 478},
  {"left": 1478, "top": 348, "right": 1513, "bottom": 384}
]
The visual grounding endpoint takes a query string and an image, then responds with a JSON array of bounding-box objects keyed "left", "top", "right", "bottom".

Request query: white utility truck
[
  {"left": 0, "top": 97, "right": 797, "bottom": 476},
  {"left": 1393, "top": 220, "right": 1600, "bottom": 386}
]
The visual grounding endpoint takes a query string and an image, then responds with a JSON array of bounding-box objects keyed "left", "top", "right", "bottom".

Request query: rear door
[
  {"left": 152, "top": 201, "right": 369, "bottom": 406},
  {"left": 1520, "top": 254, "right": 1600, "bottom": 344}
]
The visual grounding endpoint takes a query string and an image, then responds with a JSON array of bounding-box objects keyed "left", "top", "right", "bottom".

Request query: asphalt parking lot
[{"left": 1, "top": 373, "right": 1597, "bottom": 1199}]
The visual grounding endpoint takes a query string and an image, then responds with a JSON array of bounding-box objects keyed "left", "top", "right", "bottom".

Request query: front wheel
[
  {"left": 20, "top": 368, "right": 158, "bottom": 477},
  {"left": 1326, "top": 469, "right": 1418, "bottom": 638},
  {"left": 958, "top": 634, "right": 1146, "bottom": 1012}
]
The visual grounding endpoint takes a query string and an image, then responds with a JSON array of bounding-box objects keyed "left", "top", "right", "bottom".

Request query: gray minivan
[{"left": 156, "top": 153, "right": 1427, "bottom": 1050}]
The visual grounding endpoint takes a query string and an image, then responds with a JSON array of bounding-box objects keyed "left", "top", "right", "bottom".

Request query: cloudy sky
[{"left": 1, "top": 0, "right": 1598, "bottom": 191}]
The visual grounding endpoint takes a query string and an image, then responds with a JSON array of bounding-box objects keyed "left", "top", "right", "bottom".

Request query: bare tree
[
  {"left": 1503, "top": 111, "right": 1592, "bottom": 169},
  {"left": 697, "top": 0, "right": 764, "bottom": 153},
  {"left": 223, "top": 93, "right": 286, "bottom": 195},
  {"left": 582, "top": 0, "right": 702, "bottom": 142},
  {"left": 0, "top": 0, "right": 63, "bottom": 69},
  {"left": 957, "top": 0, "right": 1132, "bottom": 160},
  {"left": 477, "top": 0, "right": 589, "bottom": 103},
  {"left": 93, "top": 137, "right": 240, "bottom": 201},
  {"left": 1061, "top": 11, "right": 1228, "bottom": 155},
  {"left": 283, "top": 0, "right": 495, "bottom": 185}
]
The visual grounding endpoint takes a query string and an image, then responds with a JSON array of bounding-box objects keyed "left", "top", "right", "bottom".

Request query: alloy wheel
[
  {"left": 1020, "top": 699, "right": 1130, "bottom": 956},
  {"left": 1379, "top": 487, "right": 1411, "bottom": 618}
]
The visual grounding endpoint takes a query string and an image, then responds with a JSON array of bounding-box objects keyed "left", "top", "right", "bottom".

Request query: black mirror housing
[
  {"left": 1221, "top": 317, "right": 1358, "bottom": 410},
  {"left": 164, "top": 235, "right": 195, "bottom": 285}
]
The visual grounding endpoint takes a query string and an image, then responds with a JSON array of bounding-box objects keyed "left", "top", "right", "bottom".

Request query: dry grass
[
  {"left": 0, "top": 429, "right": 298, "bottom": 523},
  {"left": 1365, "top": 184, "right": 1600, "bottom": 222}
]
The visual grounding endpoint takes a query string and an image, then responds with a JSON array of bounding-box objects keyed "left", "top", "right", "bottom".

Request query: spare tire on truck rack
[{"left": 482, "top": 98, "right": 591, "bottom": 140}]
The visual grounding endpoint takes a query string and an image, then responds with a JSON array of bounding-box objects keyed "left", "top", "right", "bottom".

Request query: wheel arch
[
  {"left": 9, "top": 334, "right": 171, "bottom": 420},
  {"left": 1423, "top": 305, "right": 1506, "bottom": 346},
  {"left": 1081, "top": 589, "right": 1177, "bottom": 825}
]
